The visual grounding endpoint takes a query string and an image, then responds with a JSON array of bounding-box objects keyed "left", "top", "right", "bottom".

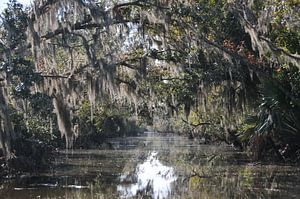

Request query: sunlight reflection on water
[{"left": 117, "top": 151, "right": 177, "bottom": 199}]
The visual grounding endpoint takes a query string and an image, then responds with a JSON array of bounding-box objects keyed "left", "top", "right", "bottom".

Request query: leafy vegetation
[{"left": 0, "top": 0, "right": 300, "bottom": 176}]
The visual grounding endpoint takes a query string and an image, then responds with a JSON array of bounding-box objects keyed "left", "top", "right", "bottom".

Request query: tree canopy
[{"left": 0, "top": 0, "right": 300, "bottom": 161}]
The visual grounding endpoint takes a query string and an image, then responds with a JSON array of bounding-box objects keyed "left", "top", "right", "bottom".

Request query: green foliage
[
  {"left": 1, "top": 0, "right": 28, "bottom": 49},
  {"left": 74, "top": 100, "right": 141, "bottom": 148},
  {"left": 240, "top": 66, "right": 300, "bottom": 160},
  {"left": 252, "top": 0, "right": 265, "bottom": 12},
  {"left": 6, "top": 105, "right": 56, "bottom": 171},
  {"left": 9, "top": 103, "right": 59, "bottom": 146},
  {"left": 270, "top": 27, "right": 300, "bottom": 54},
  {"left": 29, "top": 93, "right": 53, "bottom": 118},
  {"left": 77, "top": 100, "right": 93, "bottom": 122},
  {"left": 77, "top": 100, "right": 126, "bottom": 133},
  {"left": 10, "top": 137, "right": 54, "bottom": 171},
  {"left": 0, "top": 0, "right": 299, "bottom": 164},
  {"left": 268, "top": 0, "right": 300, "bottom": 54},
  {"left": 0, "top": 0, "right": 42, "bottom": 98},
  {"left": 26, "top": 117, "right": 55, "bottom": 144},
  {"left": 8, "top": 104, "right": 27, "bottom": 136}
]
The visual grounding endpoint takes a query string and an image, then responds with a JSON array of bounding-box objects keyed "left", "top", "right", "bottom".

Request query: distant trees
[{"left": 0, "top": 0, "right": 299, "bottom": 161}]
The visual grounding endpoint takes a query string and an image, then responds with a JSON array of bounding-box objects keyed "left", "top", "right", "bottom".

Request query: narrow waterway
[{"left": 1, "top": 132, "right": 300, "bottom": 198}]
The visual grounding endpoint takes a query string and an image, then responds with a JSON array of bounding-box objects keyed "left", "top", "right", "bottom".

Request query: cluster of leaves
[
  {"left": 237, "top": 65, "right": 300, "bottom": 161},
  {"left": 74, "top": 100, "right": 141, "bottom": 148},
  {"left": 268, "top": 0, "right": 300, "bottom": 54},
  {"left": 7, "top": 102, "right": 59, "bottom": 171},
  {"left": 0, "top": 0, "right": 42, "bottom": 98}
]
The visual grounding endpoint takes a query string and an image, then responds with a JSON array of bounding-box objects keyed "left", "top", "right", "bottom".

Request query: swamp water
[{"left": 1, "top": 132, "right": 300, "bottom": 198}]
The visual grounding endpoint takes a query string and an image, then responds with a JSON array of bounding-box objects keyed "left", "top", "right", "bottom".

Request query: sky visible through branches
[{"left": 0, "top": 0, "right": 31, "bottom": 11}]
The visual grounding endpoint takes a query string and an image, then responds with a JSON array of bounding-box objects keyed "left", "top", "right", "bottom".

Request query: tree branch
[
  {"left": 41, "top": 74, "right": 69, "bottom": 79},
  {"left": 115, "top": 77, "right": 137, "bottom": 89},
  {"left": 40, "top": 17, "right": 140, "bottom": 40},
  {"left": 116, "top": 61, "right": 138, "bottom": 70},
  {"left": 181, "top": 118, "right": 211, "bottom": 127},
  {"left": 259, "top": 35, "right": 300, "bottom": 61}
]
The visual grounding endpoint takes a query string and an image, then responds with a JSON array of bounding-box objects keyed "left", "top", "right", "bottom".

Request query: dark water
[{"left": 1, "top": 132, "right": 300, "bottom": 198}]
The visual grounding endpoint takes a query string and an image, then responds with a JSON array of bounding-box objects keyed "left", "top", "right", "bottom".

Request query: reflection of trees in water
[
  {"left": 150, "top": 137, "right": 300, "bottom": 199},
  {"left": 3, "top": 133, "right": 300, "bottom": 198},
  {"left": 89, "top": 173, "right": 120, "bottom": 199},
  {"left": 46, "top": 136, "right": 300, "bottom": 198},
  {"left": 177, "top": 164, "right": 300, "bottom": 199}
]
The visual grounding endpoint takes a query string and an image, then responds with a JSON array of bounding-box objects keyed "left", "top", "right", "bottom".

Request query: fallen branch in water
[{"left": 183, "top": 168, "right": 214, "bottom": 183}]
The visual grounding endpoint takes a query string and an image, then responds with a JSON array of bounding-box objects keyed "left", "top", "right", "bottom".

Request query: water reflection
[
  {"left": 118, "top": 151, "right": 177, "bottom": 199},
  {"left": 2, "top": 132, "right": 300, "bottom": 198}
]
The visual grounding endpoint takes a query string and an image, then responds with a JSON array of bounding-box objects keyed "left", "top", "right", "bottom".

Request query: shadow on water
[{"left": 1, "top": 131, "right": 300, "bottom": 198}]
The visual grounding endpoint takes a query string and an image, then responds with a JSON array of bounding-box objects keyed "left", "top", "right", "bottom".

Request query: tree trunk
[{"left": 0, "top": 88, "right": 14, "bottom": 160}]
